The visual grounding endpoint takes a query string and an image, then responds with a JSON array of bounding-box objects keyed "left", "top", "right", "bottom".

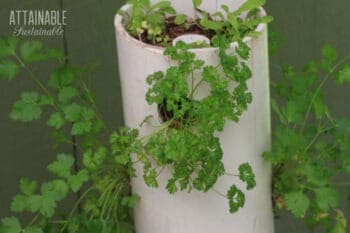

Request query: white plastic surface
[
  {"left": 172, "top": 34, "right": 210, "bottom": 46},
  {"left": 114, "top": 1, "right": 274, "bottom": 233}
]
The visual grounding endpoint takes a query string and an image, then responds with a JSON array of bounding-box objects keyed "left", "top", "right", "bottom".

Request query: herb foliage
[{"left": 266, "top": 44, "right": 350, "bottom": 233}]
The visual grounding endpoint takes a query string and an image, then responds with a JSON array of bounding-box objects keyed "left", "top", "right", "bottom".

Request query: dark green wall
[{"left": 1, "top": 0, "right": 350, "bottom": 232}]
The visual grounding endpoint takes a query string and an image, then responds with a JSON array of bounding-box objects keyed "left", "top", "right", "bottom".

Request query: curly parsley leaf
[{"left": 238, "top": 163, "right": 256, "bottom": 190}]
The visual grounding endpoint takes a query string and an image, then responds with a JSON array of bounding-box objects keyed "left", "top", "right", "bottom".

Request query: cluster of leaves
[
  {"left": 120, "top": 0, "right": 272, "bottom": 47},
  {"left": 197, "top": 0, "right": 273, "bottom": 42},
  {"left": 119, "top": 0, "right": 176, "bottom": 43},
  {"left": 134, "top": 38, "right": 255, "bottom": 213},
  {"left": 265, "top": 44, "right": 350, "bottom": 232},
  {"left": 0, "top": 37, "right": 137, "bottom": 233}
]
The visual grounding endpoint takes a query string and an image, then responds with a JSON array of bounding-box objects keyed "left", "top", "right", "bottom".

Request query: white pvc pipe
[{"left": 114, "top": 1, "right": 274, "bottom": 233}]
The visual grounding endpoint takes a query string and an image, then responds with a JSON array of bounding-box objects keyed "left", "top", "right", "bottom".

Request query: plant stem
[
  {"left": 300, "top": 55, "right": 350, "bottom": 133},
  {"left": 225, "top": 172, "right": 239, "bottom": 177},
  {"left": 14, "top": 54, "right": 53, "bottom": 99},
  {"left": 60, "top": 186, "right": 94, "bottom": 233},
  {"left": 212, "top": 188, "right": 227, "bottom": 198}
]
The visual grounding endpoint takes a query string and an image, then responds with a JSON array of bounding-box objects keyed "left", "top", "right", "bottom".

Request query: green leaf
[
  {"left": 27, "top": 195, "right": 42, "bottom": 212},
  {"left": 284, "top": 191, "right": 310, "bottom": 218},
  {"left": 48, "top": 65, "right": 77, "bottom": 90},
  {"left": 234, "top": 0, "right": 266, "bottom": 16},
  {"left": 20, "top": 41, "right": 43, "bottom": 62},
  {"left": 192, "top": 0, "right": 202, "bottom": 7},
  {"left": 58, "top": 86, "right": 78, "bottom": 103},
  {"left": 121, "top": 194, "right": 140, "bottom": 208},
  {"left": 19, "top": 178, "right": 37, "bottom": 195},
  {"left": 151, "top": 1, "right": 173, "bottom": 11},
  {"left": 114, "top": 153, "right": 130, "bottom": 165},
  {"left": 200, "top": 15, "right": 223, "bottom": 31},
  {"left": 68, "top": 169, "right": 89, "bottom": 192},
  {"left": 238, "top": 163, "right": 256, "bottom": 190},
  {"left": 0, "top": 37, "right": 18, "bottom": 58},
  {"left": 174, "top": 14, "right": 187, "bottom": 25},
  {"left": 321, "top": 44, "right": 337, "bottom": 70},
  {"left": 143, "top": 168, "right": 158, "bottom": 188},
  {"left": 63, "top": 103, "right": 82, "bottom": 121},
  {"left": 41, "top": 180, "right": 69, "bottom": 201},
  {"left": 315, "top": 187, "right": 338, "bottom": 212},
  {"left": 166, "top": 179, "right": 178, "bottom": 194},
  {"left": 25, "top": 226, "right": 43, "bottom": 233},
  {"left": 47, "top": 154, "right": 74, "bottom": 178},
  {"left": 227, "top": 185, "right": 245, "bottom": 213},
  {"left": 10, "top": 92, "right": 42, "bottom": 122},
  {"left": 303, "top": 163, "right": 330, "bottom": 186},
  {"left": 335, "top": 64, "right": 350, "bottom": 84},
  {"left": 0, "top": 60, "right": 19, "bottom": 80},
  {"left": 20, "top": 41, "right": 64, "bottom": 62},
  {"left": 38, "top": 95, "right": 54, "bottom": 106},
  {"left": 10, "top": 195, "right": 28, "bottom": 212},
  {"left": 71, "top": 121, "right": 92, "bottom": 136},
  {"left": 39, "top": 196, "right": 56, "bottom": 217},
  {"left": 47, "top": 113, "right": 65, "bottom": 129},
  {"left": 83, "top": 147, "right": 107, "bottom": 171},
  {"left": 0, "top": 217, "right": 22, "bottom": 233}
]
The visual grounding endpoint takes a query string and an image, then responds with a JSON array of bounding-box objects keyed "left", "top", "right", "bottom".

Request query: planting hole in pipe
[{"left": 157, "top": 98, "right": 193, "bottom": 129}]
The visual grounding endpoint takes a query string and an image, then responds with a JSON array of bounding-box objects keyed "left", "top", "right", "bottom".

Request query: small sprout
[
  {"left": 154, "top": 27, "right": 162, "bottom": 35},
  {"left": 136, "top": 28, "right": 144, "bottom": 34},
  {"left": 141, "top": 21, "right": 150, "bottom": 29}
]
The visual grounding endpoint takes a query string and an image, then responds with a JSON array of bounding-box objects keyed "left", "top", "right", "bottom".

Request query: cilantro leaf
[
  {"left": 47, "top": 112, "right": 65, "bottom": 129},
  {"left": 335, "top": 64, "right": 350, "bottom": 84},
  {"left": 63, "top": 103, "right": 82, "bottom": 122},
  {"left": 48, "top": 65, "right": 77, "bottom": 90},
  {"left": 68, "top": 169, "right": 89, "bottom": 192},
  {"left": 284, "top": 191, "right": 310, "bottom": 218},
  {"left": 20, "top": 41, "right": 64, "bottom": 62},
  {"left": 19, "top": 178, "right": 37, "bottom": 195},
  {"left": 0, "top": 37, "right": 18, "bottom": 58},
  {"left": 10, "top": 195, "right": 28, "bottom": 212},
  {"left": 71, "top": 121, "right": 92, "bottom": 136},
  {"left": 41, "top": 180, "right": 69, "bottom": 201},
  {"left": 321, "top": 44, "right": 337, "bottom": 70},
  {"left": 58, "top": 86, "right": 78, "bottom": 103},
  {"left": 315, "top": 187, "right": 339, "bottom": 212},
  {"left": 47, "top": 154, "right": 74, "bottom": 178},
  {"left": 39, "top": 196, "right": 56, "bottom": 217},
  {"left": 0, "top": 60, "right": 19, "bottom": 80},
  {"left": 0, "top": 217, "right": 22, "bottom": 233},
  {"left": 10, "top": 92, "right": 42, "bottom": 122}
]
